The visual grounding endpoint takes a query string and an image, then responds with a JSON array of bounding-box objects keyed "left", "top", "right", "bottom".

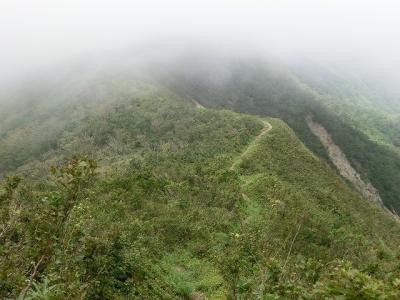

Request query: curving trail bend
[{"left": 230, "top": 120, "right": 272, "bottom": 171}]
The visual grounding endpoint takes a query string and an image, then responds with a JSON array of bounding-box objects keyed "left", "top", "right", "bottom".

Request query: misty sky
[{"left": 1, "top": 0, "right": 400, "bottom": 85}]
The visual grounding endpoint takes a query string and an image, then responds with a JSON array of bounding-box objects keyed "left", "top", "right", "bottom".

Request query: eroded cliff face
[{"left": 306, "top": 115, "right": 383, "bottom": 206}]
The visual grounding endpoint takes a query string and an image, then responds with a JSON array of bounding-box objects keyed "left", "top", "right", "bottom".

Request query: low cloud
[{"left": 1, "top": 0, "right": 400, "bottom": 89}]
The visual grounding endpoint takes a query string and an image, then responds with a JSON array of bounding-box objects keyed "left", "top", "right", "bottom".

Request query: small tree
[{"left": 50, "top": 155, "right": 97, "bottom": 224}]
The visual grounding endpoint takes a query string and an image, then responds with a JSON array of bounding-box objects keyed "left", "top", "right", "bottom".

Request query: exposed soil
[{"left": 306, "top": 115, "right": 383, "bottom": 205}]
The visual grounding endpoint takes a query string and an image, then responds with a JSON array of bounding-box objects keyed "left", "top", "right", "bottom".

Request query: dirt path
[
  {"left": 190, "top": 98, "right": 272, "bottom": 170},
  {"left": 230, "top": 120, "right": 272, "bottom": 171},
  {"left": 191, "top": 101, "right": 272, "bottom": 205},
  {"left": 231, "top": 121, "right": 272, "bottom": 208}
]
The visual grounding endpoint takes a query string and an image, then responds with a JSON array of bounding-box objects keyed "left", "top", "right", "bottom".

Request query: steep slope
[
  {"left": 159, "top": 55, "right": 400, "bottom": 212},
  {"left": 289, "top": 59, "right": 400, "bottom": 149},
  {"left": 1, "top": 81, "right": 400, "bottom": 299},
  {"left": 306, "top": 115, "right": 383, "bottom": 206}
]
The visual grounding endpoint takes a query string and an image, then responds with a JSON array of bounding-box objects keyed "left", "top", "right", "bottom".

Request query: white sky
[{"left": 1, "top": 0, "right": 400, "bottom": 83}]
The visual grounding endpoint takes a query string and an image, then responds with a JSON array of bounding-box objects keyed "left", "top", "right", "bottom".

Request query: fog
[{"left": 1, "top": 0, "right": 400, "bottom": 90}]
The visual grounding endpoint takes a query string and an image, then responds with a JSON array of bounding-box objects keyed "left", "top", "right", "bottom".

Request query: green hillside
[
  {"left": 1, "top": 77, "right": 400, "bottom": 299},
  {"left": 160, "top": 56, "right": 400, "bottom": 213},
  {"left": 289, "top": 59, "right": 400, "bottom": 149}
]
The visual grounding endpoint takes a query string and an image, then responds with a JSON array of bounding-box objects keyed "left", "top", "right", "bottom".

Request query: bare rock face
[{"left": 306, "top": 115, "right": 383, "bottom": 206}]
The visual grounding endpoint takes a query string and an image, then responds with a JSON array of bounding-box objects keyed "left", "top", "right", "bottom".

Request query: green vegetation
[
  {"left": 1, "top": 83, "right": 400, "bottom": 299},
  {"left": 164, "top": 57, "right": 400, "bottom": 212}
]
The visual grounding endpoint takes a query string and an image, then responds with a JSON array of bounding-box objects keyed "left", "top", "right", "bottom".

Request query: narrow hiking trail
[
  {"left": 230, "top": 120, "right": 272, "bottom": 170},
  {"left": 229, "top": 120, "right": 272, "bottom": 204},
  {"left": 190, "top": 99, "right": 272, "bottom": 206},
  {"left": 190, "top": 97, "right": 272, "bottom": 170}
]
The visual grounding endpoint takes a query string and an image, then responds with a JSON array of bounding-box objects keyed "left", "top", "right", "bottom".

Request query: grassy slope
[
  {"left": 161, "top": 57, "right": 400, "bottom": 213},
  {"left": 237, "top": 119, "right": 399, "bottom": 262},
  {"left": 1, "top": 85, "right": 400, "bottom": 299},
  {"left": 0, "top": 76, "right": 189, "bottom": 176}
]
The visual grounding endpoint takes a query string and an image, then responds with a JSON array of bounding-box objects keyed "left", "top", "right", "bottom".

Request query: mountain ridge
[{"left": 1, "top": 56, "right": 400, "bottom": 298}]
